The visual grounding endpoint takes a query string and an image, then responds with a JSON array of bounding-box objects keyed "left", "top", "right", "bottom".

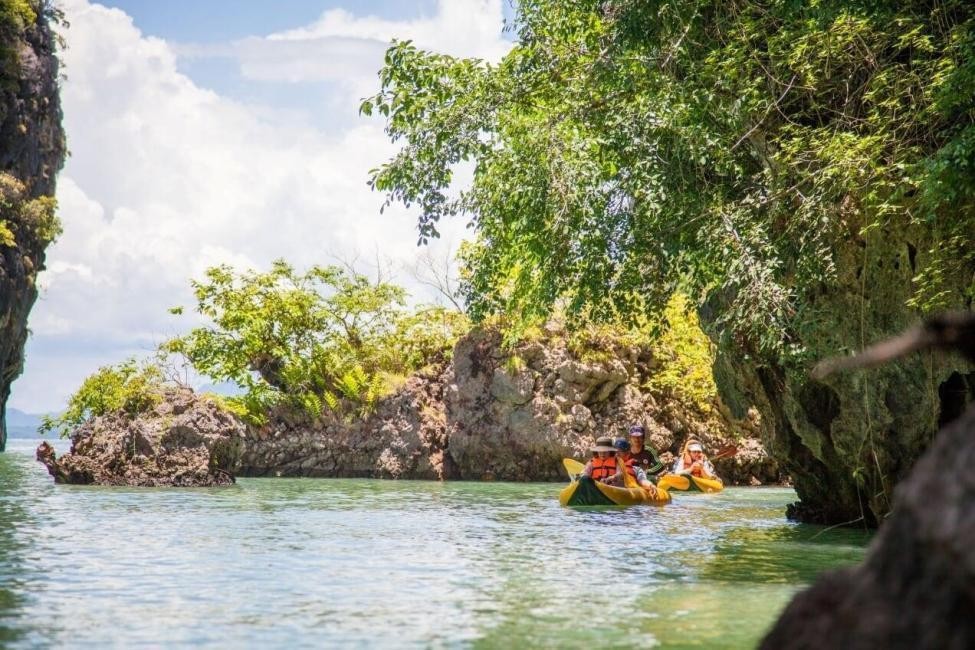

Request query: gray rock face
[
  {"left": 36, "top": 389, "right": 243, "bottom": 486},
  {"left": 238, "top": 365, "right": 452, "bottom": 480},
  {"left": 0, "top": 5, "right": 66, "bottom": 451},
  {"left": 760, "top": 397, "right": 975, "bottom": 649},
  {"left": 239, "top": 326, "right": 782, "bottom": 483}
]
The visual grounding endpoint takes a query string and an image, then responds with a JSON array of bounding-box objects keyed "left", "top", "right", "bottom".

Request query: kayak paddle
[
  {"left": 710, "top": 444, "right": 739, "bottom": 461},
  {"left": 562, "top": 458, "right": 586, "bottom": 479}
]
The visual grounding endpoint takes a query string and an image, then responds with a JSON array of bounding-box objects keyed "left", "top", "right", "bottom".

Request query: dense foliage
[
  {"left": 40, "top": 359, "right": 165, "bottom": 437},
  {"left": 164, "top": 261, "right": 468, "bottom": 422},
  {"left": 648, "top": 294, "right": 717, "bottom": 412},
  {"left": 365, "top": 0, "right": 975, "bottom": 361},
  {"left": 0, "top": 172, "right": 60, "bottom": 249}
]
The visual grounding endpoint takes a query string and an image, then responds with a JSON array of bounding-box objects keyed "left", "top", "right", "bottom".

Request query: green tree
[
  {"left": 365, "top": 0, "right": 975, "bottom": 358},
  {"left": 163, "top": 260, "right": 407, "bottom": 419},
  {"left": 164, "top": 260, "right": 469, "bottom": 422}
]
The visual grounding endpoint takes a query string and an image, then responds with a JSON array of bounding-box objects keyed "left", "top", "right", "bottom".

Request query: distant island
[{"left": 6, "top": 408, "right": 44, "bottom": 437}]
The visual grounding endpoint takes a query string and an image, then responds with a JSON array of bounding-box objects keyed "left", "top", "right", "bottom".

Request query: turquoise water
[{"left": 0, "top": 439, "right": 870, "bottom": 648}]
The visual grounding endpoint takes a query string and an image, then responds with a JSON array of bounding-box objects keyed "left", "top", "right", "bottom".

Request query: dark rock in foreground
[
  {"left": 760, "top": 398, "right": 975, "bottom": 649},
  {"left": 36, "top": 388, "right": 243, "bottom": 487}
]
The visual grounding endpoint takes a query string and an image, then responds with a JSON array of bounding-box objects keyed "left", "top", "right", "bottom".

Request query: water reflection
[
  {"left": 0, "top": 443, "right": 42, "bottom": 646},
  {"left": 0, "top": 441, "right": 870, "bottom": 648}
]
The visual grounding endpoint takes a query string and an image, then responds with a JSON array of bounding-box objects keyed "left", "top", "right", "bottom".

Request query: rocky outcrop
[
  {"left": 706, "top": 224, "right": 975, "bottom": 525},
  {"left": 239, "top": 325, "right": 783, "bottom": 482},
  {"left": 0, "top": 2, "right": 66, "bottom": 451},
  {"left": 760, "top": 384, "right": 975, "bottom": 649},
  {"left": 36, "top": 388, "right": 243, "bottom": 486}
]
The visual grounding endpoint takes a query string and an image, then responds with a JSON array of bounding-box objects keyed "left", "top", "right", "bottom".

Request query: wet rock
[
  {"left": 36, "top": 388, "right": 243, "bottom": 486},
  {"left": 760, "top": 398, "right": 975, "bottom": 649}
]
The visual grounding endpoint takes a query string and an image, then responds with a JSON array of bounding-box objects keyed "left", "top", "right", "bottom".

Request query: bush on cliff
[
  {"left": 0, "top": 172, "right": 61, "bottom": 249},
  {"left": 648, "top": 294, "right": 717, "bottom": 413},
  {"left": 40, "top": 358, "right": 165, "bottom": 437}
]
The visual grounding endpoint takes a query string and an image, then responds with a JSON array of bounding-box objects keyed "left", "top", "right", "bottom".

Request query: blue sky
[
  {"left": 102, "top": 1, "right": 455, "bottom": 41},
  {"left": 11, "top": 0, "right": 513, "bottom": 412}
]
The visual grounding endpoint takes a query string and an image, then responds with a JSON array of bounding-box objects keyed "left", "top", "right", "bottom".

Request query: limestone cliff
[
  {"left": 238, "top": 325, "right": 780, "bottom": 483},
  {"left": 0, "top": 1, "right": 65, "bottom": 450},
  {"left": 760, "top": 336, "right": 975, "bottom": 648},
  {"left": 708, "top": 224, "right": 974, "bottom": 525}
]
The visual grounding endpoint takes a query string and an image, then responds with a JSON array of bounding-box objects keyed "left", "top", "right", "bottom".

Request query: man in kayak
[
  {"left": 623, "top": 424, "right": 664, "bottom": 479},
  {"left": 613, "top": 438, "right": 659, "bottom": 497},
  {"left": 671, "top": 440, "right": 718, "bottom": 479}
]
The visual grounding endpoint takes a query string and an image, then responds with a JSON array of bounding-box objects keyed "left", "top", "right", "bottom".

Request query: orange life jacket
[
  {"left": 622, "top": 457, "right": 636, "bottom": 477},
  {"left": 590, "top": 455, "right": 618, "bottom": 481}
]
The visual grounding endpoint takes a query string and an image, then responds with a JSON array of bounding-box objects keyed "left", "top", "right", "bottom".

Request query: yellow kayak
[
  {"left": 657, "top": 473, "right": 724, "bottom": 493},
  {"left": 559, "top": 476, "right": 671, "bottom": 507}
]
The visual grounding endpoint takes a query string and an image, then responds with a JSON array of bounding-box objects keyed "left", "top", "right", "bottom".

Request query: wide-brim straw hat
[{"left": 590, "top": 435, "right": 616, "bottom": 453}]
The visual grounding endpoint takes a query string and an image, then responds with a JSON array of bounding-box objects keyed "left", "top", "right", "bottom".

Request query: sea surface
[{"left": 0, "top": 438, "right": 871, "bottom": 648}]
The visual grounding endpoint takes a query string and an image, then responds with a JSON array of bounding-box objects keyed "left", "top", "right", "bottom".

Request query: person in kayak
[
  {"left": 623, "top": 424, "right": 664, "bottom": 478},
  {"left": 580, "top": 436, "right": 621, "bottom": 484},
  {"left": 613, "top": 438, "right": 659, "bottom": 497},
  {"left": 671, "top": 439, "right": 718, "bottom": 479}
]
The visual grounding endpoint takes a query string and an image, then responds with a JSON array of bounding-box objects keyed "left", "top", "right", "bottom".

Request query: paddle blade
[
  {"left": 711, "top": 444, "right": 739, "bottom": 461},
  {"left": 562, "top": 458, "right": 586, "bottom": 479}
]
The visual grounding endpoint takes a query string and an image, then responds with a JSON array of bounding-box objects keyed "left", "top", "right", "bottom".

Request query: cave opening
[
  {"left": 937, "top": 371, "right": 974, "bottom": 428},
  {"left": 798, "top": 380, "right": 841, "bottom": 437}
]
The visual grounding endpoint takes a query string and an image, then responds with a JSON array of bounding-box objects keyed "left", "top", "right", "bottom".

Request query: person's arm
[
  {"left": 581, "top": 460, "right": 593, "bottom": 477},
  {"left": 634, "top": 467, "right": 657, "bottom": 494},
  {"left": 672, "top": 457, "right": 685, "bottom": 474},
  {"left": 702, "top": 459, "right": 717, "bottom": 479}
]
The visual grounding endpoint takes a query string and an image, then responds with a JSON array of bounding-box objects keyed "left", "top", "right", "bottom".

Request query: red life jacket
[{"left": 590, "top": 455, "right": 618, "bottom": 481}]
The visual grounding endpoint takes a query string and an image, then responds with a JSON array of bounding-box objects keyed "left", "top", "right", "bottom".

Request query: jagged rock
[
  {"left": 760, "top": 397, "right": 975, "bottom": 649},
  {"left": 35, "top": 388, "right": 243, "bottom": 486},
  {"left": 240, "top": 326, "right": 782, "bottom": 483},
  {"left": 490, "top": 366, "right": 534, "bottom": 404}
]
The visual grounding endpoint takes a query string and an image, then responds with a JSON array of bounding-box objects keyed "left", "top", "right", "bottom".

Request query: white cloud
[
  {"left": 10, "top": 0, "right": 508, "bottom": 412},
  {"left": 267, "top": 1, "right": 510, "bottom": 60}
]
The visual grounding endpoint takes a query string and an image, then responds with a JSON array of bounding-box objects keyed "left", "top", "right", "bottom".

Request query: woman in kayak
[
  {"left": 580, "top": 436, "right": 622, "bottom": 484},
  {"left": 671, "top": 439, "right": 718, "bottom": 480}
]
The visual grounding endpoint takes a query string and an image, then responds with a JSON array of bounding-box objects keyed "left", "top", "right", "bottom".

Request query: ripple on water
[{"left": 0, "top": 440, "right": 869, "bottom": 648}]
